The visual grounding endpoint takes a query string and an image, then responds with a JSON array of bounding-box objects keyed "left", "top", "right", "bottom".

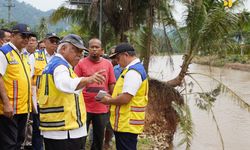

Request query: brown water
[{"left": 149, "top": 55, "right": 250, "bottom": 150}]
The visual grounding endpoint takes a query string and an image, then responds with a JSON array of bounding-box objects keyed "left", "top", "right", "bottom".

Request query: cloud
[{"left": 17, "top": 0, "right": 64, "bottom": 11}]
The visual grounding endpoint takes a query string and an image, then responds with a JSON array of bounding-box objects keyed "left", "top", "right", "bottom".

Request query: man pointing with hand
[{"left": 38, "top": 34, "right": 105, "bottom": 150}]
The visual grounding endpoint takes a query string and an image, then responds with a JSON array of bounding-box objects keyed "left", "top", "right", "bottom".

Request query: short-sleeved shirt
[
  {"left": 122, "top": 58, "right": 142, "bottom": 96},
  {"left": 74, "top": 57, "right": 116, "bottom": 113}
]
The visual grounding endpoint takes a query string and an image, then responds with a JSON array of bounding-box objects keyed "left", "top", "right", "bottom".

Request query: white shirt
[
  {"left": 22, "top": 48, "right": 35, "bottom": 77},
  {"left": 0, "top": 51, "right": 7, "bottom": 76},
  {"left": 41, "top": 53, "right": 87, "bottom": 140},
  {"left": 0, "top": 42, "right": 21, "bottom": 76},
  {"left": 29, "top": 54, "right": 35, "bottom": 77},
  {"left": 122, "top": 58, "right": 143, "bottom": 96},
  {"left": 22, "top": 49, "right": 39, "bottom": 113},
  {"left": 44, "top": 49, "right": 55, "bottom": 63}
]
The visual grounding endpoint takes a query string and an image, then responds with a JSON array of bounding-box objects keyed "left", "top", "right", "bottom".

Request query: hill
[{"left": 0, "top": 0, "right": 67, "bottom": 32}]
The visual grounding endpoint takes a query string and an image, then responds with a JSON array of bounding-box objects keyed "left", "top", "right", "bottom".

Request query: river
[{"left": 148, "top": 55, "right": 250, "bottom": 150}]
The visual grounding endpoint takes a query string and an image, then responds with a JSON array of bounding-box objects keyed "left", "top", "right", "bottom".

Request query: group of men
[{"left": 0, "top": 23, "right": 149, "bottom": 150}]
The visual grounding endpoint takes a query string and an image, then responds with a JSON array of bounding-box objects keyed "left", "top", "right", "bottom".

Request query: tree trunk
[{"left": 144, "top": 1, "right": 154, "bottom": 73}]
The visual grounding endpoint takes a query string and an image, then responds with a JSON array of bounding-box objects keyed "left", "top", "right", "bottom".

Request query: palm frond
[
  {"left": 172, "top": 102, "right": 193, "bottom": 149},
  {"left": 49, "top": 6, "right": 90, "bottom": 29},
  {"left": 172, "top": 79, "right": 194, "bottom": 150},
  {"left": 187, "top": 74, "right": 226, "bottom": 149},
  {"left": 200, "top": 8, "right": 238, "bottom": 42},
  {"left": 210, "top": 109, "right": 225, "bottom": 150}
]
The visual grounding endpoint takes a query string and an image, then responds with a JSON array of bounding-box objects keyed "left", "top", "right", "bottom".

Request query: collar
[
  {"left": 55, "top": 53, "right": 73, "bottom": 68},
  {"left": 8, "top": 42, "right": 22, "bottom": 55},
  {"left": 44, "top": 49, "right": 55, "bottom": 57},
  {"left": 22, "top": 48, "right": 31, "bottom": 55},
  {"left": 125, "top": 58, "right": 140, "bottom": 69}
]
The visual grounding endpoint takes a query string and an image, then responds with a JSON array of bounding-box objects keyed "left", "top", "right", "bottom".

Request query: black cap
[
  {"left": 109, "top": 43, "right": 135, "bottom": 58},
  {"left": 60, "top": 34, "right": 87, "bottom": 50},
  {"left": 45, "top": 33, "right": 60, "bottom": 40},
  {"left": 12, "top": 23, "right": 31, "bottom": 34}
]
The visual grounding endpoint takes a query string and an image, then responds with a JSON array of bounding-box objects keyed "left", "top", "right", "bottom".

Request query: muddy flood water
[{"left": 148, "top": 55, "right": 250, "bottom": 150}]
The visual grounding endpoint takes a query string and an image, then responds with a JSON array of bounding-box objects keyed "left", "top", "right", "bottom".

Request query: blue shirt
[{"left": 114, "top": 64, "right": 123, "bottom": 80}]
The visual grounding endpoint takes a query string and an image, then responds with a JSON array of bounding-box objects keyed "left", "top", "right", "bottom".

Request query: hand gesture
[{"left": 89, "top": 69, "right": 106, "bottom": 84}]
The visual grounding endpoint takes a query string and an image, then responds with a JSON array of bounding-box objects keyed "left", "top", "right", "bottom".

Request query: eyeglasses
[{"left": 49, "top": 38, "right": 59, "bottom": 45}]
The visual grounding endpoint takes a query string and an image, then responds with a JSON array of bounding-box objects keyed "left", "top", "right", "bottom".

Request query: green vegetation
[
  {"left": 0, "top": 0, "right": 67, "bottom": 34},
  {"left": 226, "top": 55, "right": 249, "bottom": 64},
  {"left": 193, "top": 55, "right": 250, "bottom": 67}
]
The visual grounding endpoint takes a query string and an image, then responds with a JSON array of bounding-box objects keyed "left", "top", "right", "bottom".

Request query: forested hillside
[{"left": 0, "top": 0, "right": 67, "bottom": 32}]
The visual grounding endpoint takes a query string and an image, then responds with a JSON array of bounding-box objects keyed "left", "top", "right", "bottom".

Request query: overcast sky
[
  {"left": 17, "top": 0, "right": 250, "bottom": 12},
  {"left": 17, "top": 0, "right": 66, "bottom": 11}
]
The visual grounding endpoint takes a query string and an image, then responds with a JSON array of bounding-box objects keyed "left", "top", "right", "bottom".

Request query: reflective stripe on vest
[
  {"left": 13, "top": 80, "right": 18, "bottom": 114},
  {"left": 40, "top": 120, "right": 65, "bottom": 128},
  {"left": 40, "top": 106, "right": 64, "bottom": 114},
  {"left": 36, "top": 76, "right": 41, "bottom": 88},
  {"left": 129, "top": 119, "right": 144, "bottom": 125},
  {"left": 114, "top": 106, "right": 121, "bottom": 131},
  {"left": 74, "top": 94, "right": 83, "bottom": 127},
  {"left": 131, "top": 106, "right": 145, "bottom": 112},
  {"left": 45, "top": 74, "right": 49, "bottom": 95}
]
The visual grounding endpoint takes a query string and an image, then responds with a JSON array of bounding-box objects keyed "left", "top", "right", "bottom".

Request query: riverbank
[
  {"left": 192, "top": 56, "right": 250, "bottom": 72},
  {"left": 149, "top": 55, "right": 250, "bottom": 150}
]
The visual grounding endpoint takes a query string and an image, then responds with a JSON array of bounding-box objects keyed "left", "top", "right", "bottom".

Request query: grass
[{"left": 137, "top": 137, "right": 154, "bottom": 150}]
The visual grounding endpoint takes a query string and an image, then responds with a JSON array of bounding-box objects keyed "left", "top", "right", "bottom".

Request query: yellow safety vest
[
  {"left": 224, "top": 0, "right": 232, "bottom": 8},
  {"left": 38, "top": 56, "right": 86, "bottom": 131},
  {"left": 110, "top": 63, "right": 149, "bottom": 134},
  {"left": 0, "top": 44, "right": 31, "bottom": 114},
  {"left": 32, "top": 50, "right": 47, "bottom": 87}
]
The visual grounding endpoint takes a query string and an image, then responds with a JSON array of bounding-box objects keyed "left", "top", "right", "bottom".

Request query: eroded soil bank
[{"left": 193, "top": 56, "right": 250, "bottom": 72}]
